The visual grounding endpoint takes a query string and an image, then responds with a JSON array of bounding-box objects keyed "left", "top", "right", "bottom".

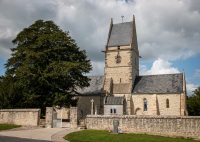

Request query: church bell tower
[{"left": 103, "top": 15, "right": 139, "bottom": 96}]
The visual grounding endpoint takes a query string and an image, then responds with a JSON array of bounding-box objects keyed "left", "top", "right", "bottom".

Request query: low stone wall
[
  {"left": 86, "top": 115, "right": 200, "bottom": 140},
  {"left": 0, "top": 109, "right": 40, "bottom": 126}
]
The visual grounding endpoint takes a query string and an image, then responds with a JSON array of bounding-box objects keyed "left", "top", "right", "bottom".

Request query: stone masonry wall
[
  {"left": 86, "top": 115, "right": 200, "bottom": 140},
  {"left": 105, "top": 67, "right": 132, "bottom": 84},
  {"left": 105, "top": 46, "right": 132, "bottom": 84},
  {"left": 77, "top": 96, "right": 101, "bottom": 120},
  {"left": 54, "top": 107, "right": 70, "bottom": 119},
  {"left": 104, "top": 105, "right": 123, "bottom": 115},
  {"left": 157, "top": 94, "right": 181, "bottom": 115},
  {"left": 0, "top": 109, "right": 40, "bottom": 126},
  {"left": 132, "top": 94, "right": 182, "bottom": 115},
  {"left": 106, "top": 50, "right": 131, "bottom": 67}
]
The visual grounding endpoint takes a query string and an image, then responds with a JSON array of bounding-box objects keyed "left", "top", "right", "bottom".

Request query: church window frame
[
  {"left": 143, "top": 98, "right": 147, "bottom": 111},
  {"left": 110, "top": 107, "right": 117, "bottom": 114},
  {"left": 166, "top": 99, "right": 169, "bottom": 108},
  {"left": 114, "top": 108, "right": 117, "bottom": 114}
]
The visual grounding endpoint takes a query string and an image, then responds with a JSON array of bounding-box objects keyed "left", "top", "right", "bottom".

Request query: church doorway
[{"left": 135, "top": 108, "right": 142, "bottom": 115}]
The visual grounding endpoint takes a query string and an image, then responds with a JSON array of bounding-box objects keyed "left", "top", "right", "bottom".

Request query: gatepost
[
  {"left": 70, "top": 107, "right": 78, "bottom": 128},
  {"left": 45, "top": 107, "right": 53, "bottom": 128}
]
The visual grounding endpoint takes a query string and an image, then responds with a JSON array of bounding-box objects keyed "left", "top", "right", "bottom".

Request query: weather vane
[{"left": 121, "top": 15, "right": 124, "bottom": 23}]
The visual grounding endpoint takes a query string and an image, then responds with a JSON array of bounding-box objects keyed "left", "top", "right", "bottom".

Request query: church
[{"left": 76, "top": 16, "right": 187, "bottom": 120}]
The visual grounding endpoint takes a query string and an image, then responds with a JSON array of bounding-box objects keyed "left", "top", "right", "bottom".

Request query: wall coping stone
[
  {"left": 87, "top": 115, "right": 200, "bottom": 119},
  {"left": 0, "top": 109, "right": 40, "bottom": 112}
]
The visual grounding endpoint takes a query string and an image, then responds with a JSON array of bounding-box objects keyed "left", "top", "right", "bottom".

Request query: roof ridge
[
  {"left": 86, "top": 75, "right": 104, "bottom": 77},
  {"left": 139, "top": 73, "right": 182, "bottom": 77},
  {"left": 113, "top": 21, "right": 132, "bottom": 25}
]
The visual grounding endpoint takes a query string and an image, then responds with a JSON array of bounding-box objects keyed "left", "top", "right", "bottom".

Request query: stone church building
[{"left": 76, "top": 16, "right": 187, "bottom": 119}]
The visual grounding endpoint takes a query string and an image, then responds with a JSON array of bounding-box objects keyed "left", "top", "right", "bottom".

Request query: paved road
[
  {"left": 0, "top": 136, "right": 51, "bottom": 142},
  {"left": 0, "top": 127, "right": 79, "bottom": 142}
]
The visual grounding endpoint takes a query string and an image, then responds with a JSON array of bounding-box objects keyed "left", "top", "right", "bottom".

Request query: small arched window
[
  {"left": 166, "top": 99, "right": 169, "bottom": 108},
  {"left": 143, "top": 98, "right": 147, "bottom": 111}
]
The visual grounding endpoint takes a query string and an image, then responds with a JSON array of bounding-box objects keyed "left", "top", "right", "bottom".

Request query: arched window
[
  {"left": 166, "top": 99, "right": 169, "bottom": 108},
  {"left": 143, "top": 98, "right": 147, "bottom": 111}
]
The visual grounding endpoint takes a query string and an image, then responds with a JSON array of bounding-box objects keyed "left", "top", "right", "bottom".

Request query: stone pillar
[
  {"left": 45, "top": 107, "right": 53, "bottom": 128},
  {"left": 151, "top": 94, "right": 158, "bottom": 115},
  {"left": 181, "top": 93, "right": 187, "bottom": 116},
  {"left": 70, "top": 107, "right": 77, "bottom": 129},
  {"left": 91, "top": 99, "right": 94, "bottom": 115},
  {"left": 181, "top": 71, "right": 187, "bottom": 116},
  {"left": 126, "top": 95, "right": 131, "bottom": 115}
]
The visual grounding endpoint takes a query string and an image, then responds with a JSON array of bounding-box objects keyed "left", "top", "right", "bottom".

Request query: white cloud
[
  {"left": 0, "top": 27, "right": 13, "bottom": 39},
  {"left": 186, "top": 83, "right": 198, "bottom": 96},
  {"left": 0, "top": 1, "right": 200, "bottom": 60},
  {"left": 134, "top": 0, "right": 200, "bottom": 61},
  {"left": 194, "top": 69, "right": 200, "bottom": 78},
  {"left": 1, "top": 0, "right": 200, "bottom": 77},
  {"left": 87, "top": 61, "right": 104, "bottom": 76},
  {"left": 140, "top": 58, "right": 180, "bottom": 75}
]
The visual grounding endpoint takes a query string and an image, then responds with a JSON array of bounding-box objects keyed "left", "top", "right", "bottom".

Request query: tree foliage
[
  {"left": 187, "top": 87, "right": 200, "bottom": 116},
  {"left": 0, "top": 76, "right": 22, "bottom": 109},
  {"left": 0, "top": 20, "right": 92, "bottom": 112}
]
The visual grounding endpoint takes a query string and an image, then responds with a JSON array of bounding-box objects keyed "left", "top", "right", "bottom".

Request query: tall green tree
[
  {"left": 3, "top": 20, "right": 92, "bottom": 112},
  {"left": 187, "top": 87, "right": 200, "bottom": 116},
  {"left": 0, "top": 76, "right": 26, "bottom": 109}
]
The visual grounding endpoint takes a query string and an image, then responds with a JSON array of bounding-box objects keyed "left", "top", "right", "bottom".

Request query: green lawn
[
  {"left": 65, "top": 130, "right": 199, "bottom": 142},
  {"left": 0, "top": 124, "right": 21, "bottom": 131}
]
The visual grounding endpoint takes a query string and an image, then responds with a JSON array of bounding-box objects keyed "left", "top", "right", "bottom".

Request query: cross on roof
[{"left": 121, "top": 15, "right": 124, "bottom": 23}]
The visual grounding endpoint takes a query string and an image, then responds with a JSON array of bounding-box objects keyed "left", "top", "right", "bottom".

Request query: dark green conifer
[{"left": 1, "top": 20, "right": 92, "bottom": 113}]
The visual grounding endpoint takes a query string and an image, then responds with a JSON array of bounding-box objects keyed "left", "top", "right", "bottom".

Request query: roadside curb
[{"left": 51, "top": 128, "right": 80, "bottom": 142}]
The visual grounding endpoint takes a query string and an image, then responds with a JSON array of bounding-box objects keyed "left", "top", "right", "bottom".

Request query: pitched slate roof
[
  {"left": 76, "top": 76, "right": 103, "bottom": 96},
  {"left": 107, "top": 22, "right": 132, "bottom": 47},
  {"left": 132, "top": 73, "right": 183, "bottom": 94},
  {"left": 104, "top": 96, "right": 125, "bottom": 105}
]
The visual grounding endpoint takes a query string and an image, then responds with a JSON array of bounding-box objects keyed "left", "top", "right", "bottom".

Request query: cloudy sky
[{"left": 0, "top": 0, "right": 200, "bottom": 95}]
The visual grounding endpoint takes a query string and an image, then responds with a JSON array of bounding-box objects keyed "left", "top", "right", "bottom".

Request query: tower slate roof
[
  {"left": 132, "top": 73, "right": 183, "bottom": 94},
  {"left": 76, "top": 76, "right": 103, "bottom": 96},
  {"left": 107, "top": 22, "right": 132, "bottom": 47}
]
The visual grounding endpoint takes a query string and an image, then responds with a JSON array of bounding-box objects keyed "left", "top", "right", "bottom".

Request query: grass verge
[
  {"left": 0, "top": 124, "right": 21, "bottom": 131},
  {"left": 64, "top": 130, "right": 199, "bottom": 142}
]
